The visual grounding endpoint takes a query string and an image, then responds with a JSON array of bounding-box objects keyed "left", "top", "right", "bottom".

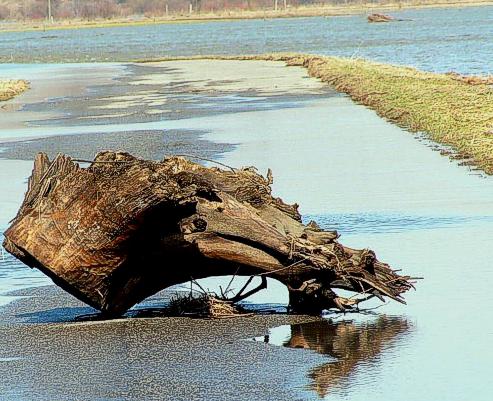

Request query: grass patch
[{"left": 0, "top": 80, "right": 29, "bottom": 101}]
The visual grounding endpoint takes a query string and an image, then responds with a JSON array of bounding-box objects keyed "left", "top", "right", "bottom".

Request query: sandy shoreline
[{"left": 0, "top": 284, "right": 411, "bottom": 400}]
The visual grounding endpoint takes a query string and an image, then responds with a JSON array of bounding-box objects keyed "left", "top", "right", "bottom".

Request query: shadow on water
[
  {"left": 7, "top": 286, "right": 289, "bottom": 323},
  {"left": 256, "top": 316, "right": 411, "bottom": 398},
  {"left": 13, "top": 306, "right": 97, "bottom": 323}
]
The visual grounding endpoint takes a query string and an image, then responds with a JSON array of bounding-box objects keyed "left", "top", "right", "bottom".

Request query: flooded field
[
  {"left": 0, "top": 6, "right": 492, "bottom": 400},
  {"left": 0, "top": 58, "right": 492, "bottom": 400},
  {"left": 0, "top": 6, "right": 491, "bottom": 74}
]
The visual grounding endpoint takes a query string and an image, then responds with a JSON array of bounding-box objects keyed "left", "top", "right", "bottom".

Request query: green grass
[{"left": 0, "top": 80, "right": 29, "bottom": 101}]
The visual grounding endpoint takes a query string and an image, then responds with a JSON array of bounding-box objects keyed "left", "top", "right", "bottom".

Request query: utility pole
[{"left": 47, "top": 0, "right": 52, "bottom": 22}]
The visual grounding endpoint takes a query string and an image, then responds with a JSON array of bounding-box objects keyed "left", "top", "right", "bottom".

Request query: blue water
[
  {"left": 1, "top": 5, "right": 493, "bottom": 400},
  {"left": 0, "top": 6, "right": 492, "bottom": 74},
  {"left": 209, "top": 88, "right": 493, "bottom": 400},
  {"left": 304, "top": 212, "right": 493, "bottom": 234}
]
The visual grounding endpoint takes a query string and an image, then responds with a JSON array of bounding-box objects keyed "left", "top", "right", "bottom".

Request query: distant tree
[
  {"left": 0, "top": 4, "right": 10, "bottom": 19},
  {"left": 0, "top": 0, "right": 407, "bottom": 20},
  {"left": 24, "top": 0, "right": 46, "bottom": 19}
]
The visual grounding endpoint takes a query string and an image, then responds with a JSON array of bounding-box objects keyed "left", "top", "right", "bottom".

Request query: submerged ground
[
  {"left": 0, "top": 60, "right": 348, "bottom": 401},
  {"left": 1, "top": 56, "right": 493, "bottom": 400}
]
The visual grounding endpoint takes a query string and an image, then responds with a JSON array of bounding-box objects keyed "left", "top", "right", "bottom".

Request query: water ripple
[{"left": 304, "top": 213, "right": 493, "bottom": 235}]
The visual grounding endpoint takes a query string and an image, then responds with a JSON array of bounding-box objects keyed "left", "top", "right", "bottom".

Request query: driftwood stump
[
  {"left": 367, "top": 13, "right": 394, "bottom": 23},
  {"left": 3, "top": 152, "right": 415, "bottom": 316}
]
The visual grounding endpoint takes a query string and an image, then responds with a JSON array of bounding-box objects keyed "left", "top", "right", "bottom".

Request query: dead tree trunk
[{"left": 3, "top": 152, "right": 416, "bottom": 316}]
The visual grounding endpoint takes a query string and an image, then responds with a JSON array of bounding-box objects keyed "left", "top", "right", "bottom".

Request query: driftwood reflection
[{"left": 282, "top": 316, "right": 410, "bottom": 398}]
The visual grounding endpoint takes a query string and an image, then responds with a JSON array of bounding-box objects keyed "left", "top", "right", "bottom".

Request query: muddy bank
[
  {"left": 0, "top": 129, "right": 234, "bottom": 162},
  {"left": 0, "top": 285, "right": 325, "bottom": 401}
]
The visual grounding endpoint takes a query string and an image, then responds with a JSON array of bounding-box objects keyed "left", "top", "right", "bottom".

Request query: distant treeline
[{"left": 0, "top": 0, "right": 404, "bottom": 20}]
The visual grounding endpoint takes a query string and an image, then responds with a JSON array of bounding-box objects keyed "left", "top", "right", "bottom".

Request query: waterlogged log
[
  {"left": 3, "top": 152, "right": 416, "bottom": 316},
  {"left": 367, "top": 13, "right": 394, "bottom": 23}
]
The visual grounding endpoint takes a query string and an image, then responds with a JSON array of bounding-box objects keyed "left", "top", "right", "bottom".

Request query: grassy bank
[
  {"left": 299, "top": 56, "right": 493, "bottom": 173},
  {"left": 1, "top": 0, "right": 492, "bottom": 33},
  {"left": 0, "top": 80, "right": 28, "bottom": 101},
  {"left": 141, "top": 53, "right": 493, "bottom": 173}
]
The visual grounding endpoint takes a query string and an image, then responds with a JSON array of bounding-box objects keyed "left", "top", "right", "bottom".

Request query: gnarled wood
[{"left": 3, "top": 152, "right": 416, "bottom": 316}]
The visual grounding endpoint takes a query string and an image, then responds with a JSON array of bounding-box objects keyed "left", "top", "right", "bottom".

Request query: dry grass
[
  {"left": 140, "top": 53, "right": 493, "bottom": 173},
  {"left": 166, "top": 293, "right": 251, "bottom": 318},
  {"left": 0, "top": 80, "right": 29, "bottom": 101}
]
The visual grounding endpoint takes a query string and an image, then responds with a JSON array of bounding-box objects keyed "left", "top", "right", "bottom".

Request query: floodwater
[
  {"left": 208, "top": 73, "right": 493, "bottom": 400},
  {"left": 0, "top": 5, "right": 492, "bottom": 400},
  {"left": 0, "top": 6, "right": 491, "bottom": 74},
  {"left": 0, "top": 59, "right": 493, "bottom": 400}
]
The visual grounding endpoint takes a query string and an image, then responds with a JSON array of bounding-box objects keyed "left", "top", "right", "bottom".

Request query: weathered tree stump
[{"left": 3, "top": 152, "right": 416, "bottom": 316}]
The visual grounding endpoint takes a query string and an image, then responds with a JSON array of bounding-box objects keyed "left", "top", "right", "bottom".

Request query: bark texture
[{"left": 3, "top": 152, "right": 415, "bottom": 315}]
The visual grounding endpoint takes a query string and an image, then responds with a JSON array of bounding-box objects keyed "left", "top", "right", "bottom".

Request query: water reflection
[{"left": 258, "top": 316, "right": 410, "bottom": 398}]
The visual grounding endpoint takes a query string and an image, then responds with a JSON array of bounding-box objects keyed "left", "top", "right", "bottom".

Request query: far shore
[{"left": 0, "top": 0, "right": 492, "bottom": 33}]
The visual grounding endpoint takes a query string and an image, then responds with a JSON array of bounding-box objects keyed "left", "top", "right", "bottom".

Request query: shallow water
[
  {"left": 0, "top": 6, "right": 492, "bottom": 74},
  {"left": 1, "top": 57, "right": 493, "bottom": 400},
  {"left": 210, "top": 86, "right": 493, "bottom": 400},
  {"left": 0, "top": 160, "right": 51, "bottom": 305}
]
